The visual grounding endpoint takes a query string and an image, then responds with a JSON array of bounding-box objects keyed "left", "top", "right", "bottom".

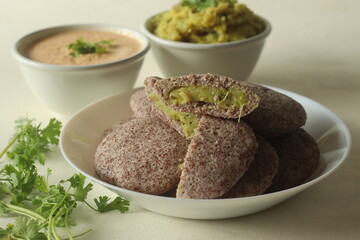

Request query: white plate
[{"left": 60, "top": 86, "right": 351, "bottom": 219}]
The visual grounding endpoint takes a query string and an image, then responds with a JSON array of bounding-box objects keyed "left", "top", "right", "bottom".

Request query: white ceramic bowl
[
  {"left": 141, "top": 14, "right": 271, "bottom": 81},
  {"left": 60, "top": 86, "right": 351, "bottom": 220},
  {"left": 12, "top": 24, "right": 150, "bottom": 117}
]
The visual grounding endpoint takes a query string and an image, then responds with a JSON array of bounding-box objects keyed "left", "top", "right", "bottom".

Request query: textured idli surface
[
  {"left": 129, "top": 88, "right": 155, "bottom": 118},
  {"left": 101, "top": 118, "right": 133, "bottom": 139},
  {"left": 144, "top": 74, "right": 260, "bottom": 119},
  {"left": 222, "top": 136, "right": 279, "bottom": 198},
  {"left": 94, "top": 117, "right": 189, "bottom": 195},
  {"left": 267, "top": 128, "right": 320, "bottom": 192},
  {"left": 242, "top": 83, "right": 307, "bottom": 138},
  {"left": 176, "top": 116, "right": 258, "bottom": 199}
]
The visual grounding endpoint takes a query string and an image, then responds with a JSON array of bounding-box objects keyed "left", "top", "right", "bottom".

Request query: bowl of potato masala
[
  {"left": 13, "top": 23, "right": 150, "bottom": 116},
  {"left": 141, "top": 0, "right": 271, "bottom": 81}
]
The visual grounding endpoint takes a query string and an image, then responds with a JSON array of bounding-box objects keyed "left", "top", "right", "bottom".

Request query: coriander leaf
[
  {"left": 68, "top": 37, "right": 114, "bottom": 57},
  {"left": 34, "top": 169, "right": 51, "bottom": 193},
  {"left": 12, "top": 217, "right": 47, "bottom": 240},
  {"left": 40, "top": 118, "right": 62, "bottom": 145},
  {"left": 0, "top": 224, "right": 13, "bottom": 238},
  {"left": 182, "top": 0, "right": 235, "bottom": 11},
  {"left": 0, "top": 182, "right": 12, "bottom": 195},
  {"left": 62, "top": 174, "right": 93, "bottom": 202},
  {"left": 3, "top": 117, "right": 62, "bottom": 167},
  {"left": 94, "top": 196, "right": 130, "bottom": 213},
  {"left": 64, "top": 173, "right": 85, "bottom": 189},
  {"left": 34, "top": 202, "right": 55, "bottom": 220},
  {"left": 75, "top": 182, "right": 93, "bottom": 202},
  {"left": 182, "top": 0, "right": 218, "bottom": 10},
  {"left": 1, "top": 164, "right": 37, "bottom": 205},
  {"left": 0, "top": 201, "right": 10, "bottom": 216},
  {"left": 9, "top": 165, "right": 36, "bottom": 192}
]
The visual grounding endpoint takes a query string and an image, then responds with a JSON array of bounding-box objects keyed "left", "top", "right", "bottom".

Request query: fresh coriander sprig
[
  {"left": 0, "top": 116, "right": 130, "bottom": 240},
  {"left": 0, "top": 117, "right": 61, "bottom": 205},
  {"left": 68, "top": 37, "right": 114, "bottom": 57}
]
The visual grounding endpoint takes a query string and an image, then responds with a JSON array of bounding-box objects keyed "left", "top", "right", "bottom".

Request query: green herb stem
[
  {"left": 4, "top": 202, "right": 47, "bottom": 222},
  {"left": 47, "top": 197, "right": 66, "bottom": 240},
  {"left": 48, "top": 207, "right": 67, "bottom": 240},
  {"left": 67, "top": 229, "right": 93, "bottom": 240},
  {"left": 64, "top": 209, "right": 74, "bottom": 240},
  {"left": 50, "top": 218, "right": 62, "bottom": 240},
  {"left": 0, "top": 123, "right": 31, "bottom": 159},
  {"left": 84, "top": 201, "right": 98, "bottom": 212}
]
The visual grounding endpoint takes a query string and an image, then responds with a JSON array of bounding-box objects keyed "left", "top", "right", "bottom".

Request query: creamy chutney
[{"left": 25, "top": 30, "right": 142, "bottom": 65}]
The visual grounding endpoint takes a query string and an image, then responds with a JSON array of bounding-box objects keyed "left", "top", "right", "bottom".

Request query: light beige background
[{"left": 0, "top": 0, "right": 359, "bottom": 239}]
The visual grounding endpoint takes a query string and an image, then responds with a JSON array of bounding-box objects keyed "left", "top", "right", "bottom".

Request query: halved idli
[
  {"left": 176, "top": 115, "right": 258, "bottom": 199},
  {"left": 145, "top": 74, "right": 260, "bottom": 119},
  {"left": 144, "top": 76, "right": 201, "bottom": 139}
]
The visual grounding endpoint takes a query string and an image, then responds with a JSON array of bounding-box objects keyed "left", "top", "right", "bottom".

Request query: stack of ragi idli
[{"left": 94, "top": 74, "right": 320, "bottom": 199}]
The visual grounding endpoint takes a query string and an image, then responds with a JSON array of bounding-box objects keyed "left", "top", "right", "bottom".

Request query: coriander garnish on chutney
[{"left": 68, "top": 37, "right": 114, "bottom": 57}]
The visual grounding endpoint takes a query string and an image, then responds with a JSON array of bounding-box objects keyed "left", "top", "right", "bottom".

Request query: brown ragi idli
[
  {"left": 242, "top": 83, "right": 307, "bottom": 138},
  {"left": 222, "top": 136, "right": 279, "bottom": 198},
  {"left": 94, "top": 117, "right": 189, "bottom": 195},
  {"left": 144, "top": 76, "right": 202, "bottom": 139},
  {"left": 130, "top": 88, "right": 155, "bottom": 118},
  {"left": 176, "top": 115, "right": 258, "bottom": 199},
  {"left": 101, "top": 118, "right": 133, "bottom": 139},
  {"left": 145, "top": 74, "right": 260, "bottom": 119},
  {"left": 266, "top": 128, "right": 320, "bottom": 192}
]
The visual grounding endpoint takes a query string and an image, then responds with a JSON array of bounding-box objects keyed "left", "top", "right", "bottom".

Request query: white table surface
[{"left": 1, "top": 0, "right": 359, "bottom": 239}]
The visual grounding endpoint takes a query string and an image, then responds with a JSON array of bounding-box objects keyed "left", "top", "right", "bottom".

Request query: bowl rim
[
  {"left": 12, "top": 23, "right": 150, "bottom": 71},
  {"left": 141, "top": 13, "right": 272, "bottom": 49}
]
